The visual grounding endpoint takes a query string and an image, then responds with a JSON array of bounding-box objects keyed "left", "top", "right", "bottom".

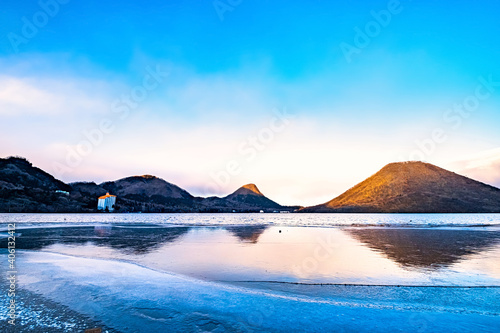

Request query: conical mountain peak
[
  {"left": 301, "top": 161, "right": 500, "bottom": 213},
  {"left": 238, "top": 184, "right": 264, "bottom": 196}
]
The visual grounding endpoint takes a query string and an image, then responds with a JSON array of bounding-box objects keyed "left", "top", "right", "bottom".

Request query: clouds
[
  {"left": 0, "top": 74, "right": 112, "bottom": 117},
  {"left": 0, "top": 76, "right": 61, "bottom": 116},
  {"left": 446, "top": 148, "right": 500, "bottom": 188},
  {"left": 0, "top": 49, "right": 499, "bottom": 206}
]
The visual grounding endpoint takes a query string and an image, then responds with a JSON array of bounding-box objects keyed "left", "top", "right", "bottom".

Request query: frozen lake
[
  {"left": 2, "top": 212, "right": 500, "bottom": 227},
  {"left": 1, "top": 213, "right": 500, "bottom": 332}
]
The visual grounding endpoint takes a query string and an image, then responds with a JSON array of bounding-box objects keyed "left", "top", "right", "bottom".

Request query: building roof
[{"left": 98, "top": 193, "right": 116, "bottom": 199}]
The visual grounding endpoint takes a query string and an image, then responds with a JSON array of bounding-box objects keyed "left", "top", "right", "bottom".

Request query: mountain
[
  {"left": 202, "top": 184, "right": 299, "bottom": 213},
  {"left": 227, "top": 183, "right": 264, "bottom": 196},
  {"left": 4, "top": 156, "right": 499, "bottom": 214},
  {"left": 70, "top": 175, "right": 197, "bottom": 212},
  {"left": 301, "top": 161, "right": 500, "bottom": 213},
  {"left": 71, "top": 179, "right": 297, "bottom": 213},
  {"left": 0, "top": 157, "right": 68, "bottom": 191},
  {"left": 223, "top": 184, "right": 284, "bottom": 210},
  {"left": 101, "top": 175, "right": 193, "bottom": 199},
  {"left": 0, "top": 157, "right": 85, "bottom": 212},
  {"left": 0, "top": 156, "right": 296, "bottom": 213},
  {"left": 99, "top": 175, "right": 197, "bottom": 212}
]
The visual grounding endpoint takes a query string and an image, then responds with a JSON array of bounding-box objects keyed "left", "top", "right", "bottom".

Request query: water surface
[
  {"left": 2, "top": 213, "right": 500, "bottom": 332},
  {"left": 3, "top": 214, "right": 500, "bottom": 286}
]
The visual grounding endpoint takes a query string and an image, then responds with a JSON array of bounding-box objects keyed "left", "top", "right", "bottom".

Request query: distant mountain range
[
  {"left": 1, "top": 157, "right": 499, "bottom": 213},
  {"left": 0, "top": 157, "right": 299, "bottom": 213}
]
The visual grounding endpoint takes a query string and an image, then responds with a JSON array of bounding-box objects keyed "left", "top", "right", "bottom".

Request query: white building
[
  {"left": 55, "top": 190, "right": 70, "bottom": 196},
  {"left": 97, "top": 193, "right": 117, "bottom": 212}
]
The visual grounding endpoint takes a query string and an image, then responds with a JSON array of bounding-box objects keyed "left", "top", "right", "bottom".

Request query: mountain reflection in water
[
  {"left": 226, "top": 225, "right": 268, "bottom": 243},
  {"left": 5, "top": 224, "right": 500, "bottom": 285},
  {"left": 345, "top": 228, "right": 500, "bottom": 268},
  {"left": 13, "top": 225, "right": 190, "bottom": 254}
]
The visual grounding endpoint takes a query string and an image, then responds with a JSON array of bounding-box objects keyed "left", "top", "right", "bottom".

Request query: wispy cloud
[
  {"left": 446, "top": 148, "right": 500, "bottom": 188},
  {"left": 0, "top": 75, "right": 111, "bottom": 117}
]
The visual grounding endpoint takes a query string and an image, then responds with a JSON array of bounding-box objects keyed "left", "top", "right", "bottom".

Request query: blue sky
[{"left": 1, "top": 0, "right": 500, "bottom": 205}]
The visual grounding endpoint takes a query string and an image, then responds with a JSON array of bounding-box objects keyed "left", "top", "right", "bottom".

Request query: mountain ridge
[
  {"left": 0, "top": 157, "right": 297, "bottom": 213},
  {"left": 1, "top": 157, "right": 500, "bottom": 213}
]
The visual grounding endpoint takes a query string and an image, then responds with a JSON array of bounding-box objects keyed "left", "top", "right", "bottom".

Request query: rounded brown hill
[
  {"left": 302, "top": 161, "right": 500, "bottom": 213},
  {"left": 101, "top": 175, "right": 193, "bottom": 199}
]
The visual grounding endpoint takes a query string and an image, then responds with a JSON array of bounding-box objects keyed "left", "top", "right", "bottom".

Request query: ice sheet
[{"left": 3, "top": 251, "right": 499, "bottom": 332}]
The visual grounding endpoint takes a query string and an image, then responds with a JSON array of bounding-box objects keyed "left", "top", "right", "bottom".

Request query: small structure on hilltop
[
  {"left": 97, "top": 193, "right": 117, "bottom": 212},
  {"left": 55, "top": 190, "right": 70, "bottom": 196}
]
